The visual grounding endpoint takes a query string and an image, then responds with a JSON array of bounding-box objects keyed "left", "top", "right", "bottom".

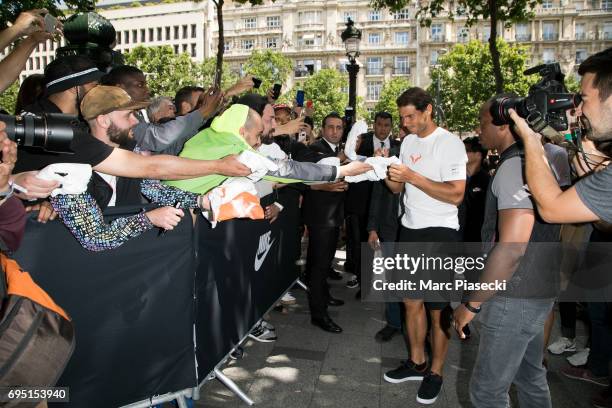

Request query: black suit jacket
[
  {"left": 345, "top": 133, "right": 401, "bottom": 216},
  {"left": 301, "top": 139, "right": 345, "bottom": 227}
]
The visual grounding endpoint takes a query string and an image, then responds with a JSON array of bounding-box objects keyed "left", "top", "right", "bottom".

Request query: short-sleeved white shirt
[{"left": 399, "top": 127, "right": 468, "bottom": 230}]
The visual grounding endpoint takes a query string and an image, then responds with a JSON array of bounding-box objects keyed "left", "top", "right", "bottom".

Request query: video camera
[
  {"left": 0, "top": 113, "right": 88, "bottom": 153},
  {"left": 490, "top": 63, "right": 581, "bottom": 141}
]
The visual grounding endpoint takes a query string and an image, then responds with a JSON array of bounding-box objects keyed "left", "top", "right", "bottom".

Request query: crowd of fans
[{"left": 0, "top": 9, "right": 611, "bottom": 408}]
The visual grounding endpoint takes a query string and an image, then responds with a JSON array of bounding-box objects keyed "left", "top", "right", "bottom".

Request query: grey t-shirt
[
  {"left": 575, "top": 165, "right": 612, "bottom": 224},
  {"left": 492, "top": 156, "right": 534, "bottom": 211}
]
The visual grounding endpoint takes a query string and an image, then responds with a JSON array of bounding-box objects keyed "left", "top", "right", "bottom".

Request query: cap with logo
[
  {"left": 44, "top": 55, "right": 105, "bottom": 95},
  {"left": 80, "top": 85, "right": 150, "bottom": 121}
]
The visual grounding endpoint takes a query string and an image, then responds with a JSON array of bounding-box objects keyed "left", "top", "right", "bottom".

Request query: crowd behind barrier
[{"left": 12, "top": 193, "right": 299, "bottom": 408}]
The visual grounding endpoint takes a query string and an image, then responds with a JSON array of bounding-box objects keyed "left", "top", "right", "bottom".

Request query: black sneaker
[
  {"left": 383, "top": 360, "right": 427, "bottom": 383},
  {"left": 248, "top": 323, "right": 277, "bottom": 342},
  {"left": 229, "top": 346, "right": 244, "bottom": 360},
  {"left": 417, "top": 372, "right": 443, "bottom": 405},
  {"left": 346, "top": 277, "right": 359, "bottom": 289}
]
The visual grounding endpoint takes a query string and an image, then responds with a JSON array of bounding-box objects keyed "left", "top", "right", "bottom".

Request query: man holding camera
[{"left": 507, "top": 47, "right": 612, "bottom": 408}]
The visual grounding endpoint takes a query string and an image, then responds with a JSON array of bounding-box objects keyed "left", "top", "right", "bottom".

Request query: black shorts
[{"left": 398, "top": 226, "right": 460, "bottom": 310}]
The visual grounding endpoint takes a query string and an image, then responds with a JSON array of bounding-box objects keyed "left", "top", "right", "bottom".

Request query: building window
[
  {"left": 603, "top": 0, "right": 612, "bottom": 10},
  {"left": 543, "top": 48, "right": 555, "bottom": 63},
  {"left": 42, "top": 42, "right": 46, "bottom": 51},
  {"left": 50, "top": 41, "right": 54, "bottom": 51},
  {"left": 575, "top": 49, "right": 587, "bottom": 64},
  {"left": 367, "top": 81, "right": 382, "bottom": 100},
  {"left": 430, "top": 50, "right": 440, "bottom": 65},
  {"left": 395, "top": 31, "right": 409, "bottom": 44},
  {"left": 431, "top": 24, "right": 443, "bottom": 41},
  {"left": 298, "top": 11, "right": 322, "bottom": 24},
  {"left": 116, "top": 31, "right": 122, "bottom": 44},
  {"left": 157, "top": 27, "right": 162, "bottom": 41},
  {"left": 458, "top": 27, "right": 469, "bottom": 42},
  {"left": 124, "top": 30, "right": 130, "bottom": 44},
  {"left": 28, "top": 58, "right": 33, "bottom": 70},
  {"left": 132, "top": 30, "right": 137, "bottom": 43},
  {"left": 174, "top": 44, "right": 179, "bottom": 54},
  {"left": 165, "top": 26, "right": 171, "bottom": 41},
  {"left": 515, "top": 23, "right": 530, "bottom": 41},
  {"left": 140, "top": 29, "right": 145, "bottom": 43},
  {"left": 148, "top": 28, "right": 154, "bottom": 41},
  {"left": 575, "top": 23, "right": 585, "bottom": 40},
  {"left": 181, "top": 25, "right": 187, "bottom": 39},
  {"left": 542, "top": 0, "right": 553, "bottom": 8},
  {"left": 242, "top": 39, "right": 255, "bottom": 49},
  {"left": 267, "top": 16, "right": 280, "bottom": 28},
  {"left": 604, "top": 22, "right": 612, "bottom": 39},
  {"left": 343, "top": 11, "right": 356, "bottom": 22},
  {"left": 394, "top": 56, "right": 409, "bottom": 74},
  {"left": 266, "top": 37, "right": 278, "bottom": 48},
  {"left": 191, "top": 24, "right": 197, "bottom": 38},
  {"left": 42, "top": 56, "right": 47, "bottom": 68},
  {"left": 366, "top": 57, "right": 383, "bottom": 75},
  {"left": 244, "top": 17, "right": 257, "bottom": 29},
  {"left": 543, "top": 22, "right": 558, "bottom": 40},
  {"left": 482, "top": 25, "right": 491, "bottom": 41},
  {"left": 368, "top": 10, "right": 381, "bottom": 21},
  {"left": 394, "top": 8, "right": 410, "bottom": 20},
  {"left": 191, "top": 43, "right": 197, "bottom": 57},
  {"left": 174, "top": 26, "right": 179, "bottom": 39},
  {"left": 298, "top": 34, "right": 322, "bottom": 47},
  {"left": 368, "top": 32, "right": 381, "bottom": 44},
  {"left": 36, "top": 57, "right": 40, "bottom": 70},
  {"left": 224, "top": 41, "right": 232, "bottom": 52}
]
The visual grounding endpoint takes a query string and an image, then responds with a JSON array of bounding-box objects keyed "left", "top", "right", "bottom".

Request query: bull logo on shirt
[{"left": 409, "top": 153, "right": 422, "bottom": 164}]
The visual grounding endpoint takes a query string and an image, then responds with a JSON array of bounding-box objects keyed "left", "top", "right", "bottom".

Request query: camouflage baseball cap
[{"left": 81, "top": 85, "right": 150, "bottom": 120}]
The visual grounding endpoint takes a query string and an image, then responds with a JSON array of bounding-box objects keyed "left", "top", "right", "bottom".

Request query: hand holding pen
[{"left": 144, "top": 202, "right": 184, "bottom": 236}]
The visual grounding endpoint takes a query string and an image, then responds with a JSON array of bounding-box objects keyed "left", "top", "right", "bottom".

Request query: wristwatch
[
  {"left": 0, "top": 184, "right": 14, "bottom": 202},
  {"left": 464, "top": 302, "right": 481, "bottom": 314}
]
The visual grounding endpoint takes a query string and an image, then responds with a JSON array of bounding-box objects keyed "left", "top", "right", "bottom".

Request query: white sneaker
[
  {"left": 567, "top": 348, "right": 590, "bottom": 367},
  {"left": 281, "top": 292, "right": 296, "bottom": 305},
  {"left": 547, "top": 337, "right": 576, "bottom": 355}
]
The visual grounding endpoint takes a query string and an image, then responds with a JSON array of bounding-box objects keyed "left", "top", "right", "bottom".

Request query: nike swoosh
[{"left": 254, "top": 239, "right": 275, "bottom": 271}]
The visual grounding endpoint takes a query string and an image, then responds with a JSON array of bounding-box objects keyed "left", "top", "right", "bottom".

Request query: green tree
[
  {"left": 242, "top": 49, "right": 293, "bottom": 95},
  {"left": 371, "top": 0, "right": 541, "bottom": 93},
  {"left": 0, "top": 82, "right": 19, "bottom": 114},
  {"left": 281, "top": 69, "right": 367, "bottom": 128},
  {"left": 429, "top": 39, "right": 537, "bottom": 134},
  {"left": 0, "top": 0, "right": 92, "bottom": 30},
  {"left": 198, "top": 57, "right": 237, "bottom": 90},
  {"left": 374, "top": 77, "right": 411, "bottom": 132},
  {"left": 123, "top": 45, "right": 201, "bottom": 96}
]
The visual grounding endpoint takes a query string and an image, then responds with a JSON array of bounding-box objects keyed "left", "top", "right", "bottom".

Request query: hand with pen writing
[{"left": 145, "top": 206, "right": 184, "bottom": 231}]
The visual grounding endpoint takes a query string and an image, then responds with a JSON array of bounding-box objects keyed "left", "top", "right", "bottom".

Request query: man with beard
[{"left": 503, "top": 47, "right": 612, "bottom": 408}]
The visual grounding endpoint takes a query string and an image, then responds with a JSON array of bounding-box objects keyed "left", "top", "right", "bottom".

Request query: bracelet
[{"left": 464, "top": 302, "right": 481, "bottom": 314}]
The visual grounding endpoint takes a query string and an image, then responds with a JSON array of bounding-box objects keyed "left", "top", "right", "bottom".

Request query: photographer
[{"left": 509, "top": 47, "right": 612, "bottom": 408}]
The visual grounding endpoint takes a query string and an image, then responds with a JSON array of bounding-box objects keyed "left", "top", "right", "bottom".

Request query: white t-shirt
[{"left": 399, "top": 127, "right": 467, "bottom": 230}]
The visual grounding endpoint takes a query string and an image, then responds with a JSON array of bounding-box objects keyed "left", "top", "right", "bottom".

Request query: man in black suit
[
  {"left": 302, "top": 113, "right": 348, "bottom": 333},
  {"left": 345, "top": 112, "right": 400, "bottom": 294}
]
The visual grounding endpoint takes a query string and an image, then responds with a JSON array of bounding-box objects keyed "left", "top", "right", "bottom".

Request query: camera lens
[{"left": 0, "top": 113, "right": 83, "bottom": 153}]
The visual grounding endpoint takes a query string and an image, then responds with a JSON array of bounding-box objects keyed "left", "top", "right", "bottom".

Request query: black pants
[
  {"left": 306, "top": 225, "right": 339, "bottom": 319},
  {"left": 346, "top": 213, "right": 370, "bottom": 284}
]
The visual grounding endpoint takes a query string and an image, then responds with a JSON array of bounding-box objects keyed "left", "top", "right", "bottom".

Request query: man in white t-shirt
[{"left": 383, "top": 87, "right": 467, "bottom": 405}]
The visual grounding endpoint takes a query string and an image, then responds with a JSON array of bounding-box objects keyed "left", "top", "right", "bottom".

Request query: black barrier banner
[
  {"left": 13, "top": 208, "right": 197, "bottom": 408},
  {"left": 195, "top": 199, "right": 300, "bottom": 380}
]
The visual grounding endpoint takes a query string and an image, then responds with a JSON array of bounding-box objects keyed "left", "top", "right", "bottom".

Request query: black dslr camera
[
  {"left": 0, "top": 113, "right": 87, "bottom": 153},
  {"left": 490, "top": 63, "right": 581, "bottom": 136}
]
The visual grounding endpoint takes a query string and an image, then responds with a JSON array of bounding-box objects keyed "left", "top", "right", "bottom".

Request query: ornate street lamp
[{"left": 341, "top": 18, "right": 361, "bottom": 120}]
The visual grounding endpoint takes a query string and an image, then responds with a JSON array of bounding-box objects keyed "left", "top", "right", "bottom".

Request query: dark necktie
[{"left": 334, "top": 146, "right": 339, "bottom": 155}]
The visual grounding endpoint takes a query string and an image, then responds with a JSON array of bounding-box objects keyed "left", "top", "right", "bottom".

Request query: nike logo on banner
[
  {"left": 410, "top": 153, "right": 422, "bottom": 164},
  {"left": 254, "top": 231, "right": 275, "bottom": 271}
]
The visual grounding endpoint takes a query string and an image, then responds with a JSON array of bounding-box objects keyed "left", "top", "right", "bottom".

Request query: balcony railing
[
  {"left": 394, "top": 67, "right": 410, "bottom": 75},
  {"left": 542, "top": 32, "right": 559, "bottom": 41},
  {"left": 430, "top": 34, "right": 445, "bottom": 42},
  {"left": 366, "top": 67, "right": 384, "bottom": 75},
  {"left": 575, "top": 32, "right": 586, "bottom": 40},
  {"left": 515, "top": 34, "right": 531, "bottom": 41}
]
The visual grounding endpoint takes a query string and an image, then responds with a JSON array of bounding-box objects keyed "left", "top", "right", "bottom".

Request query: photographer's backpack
[{"left": 0, "top": 253, "right": 75, "bottom": 397}]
